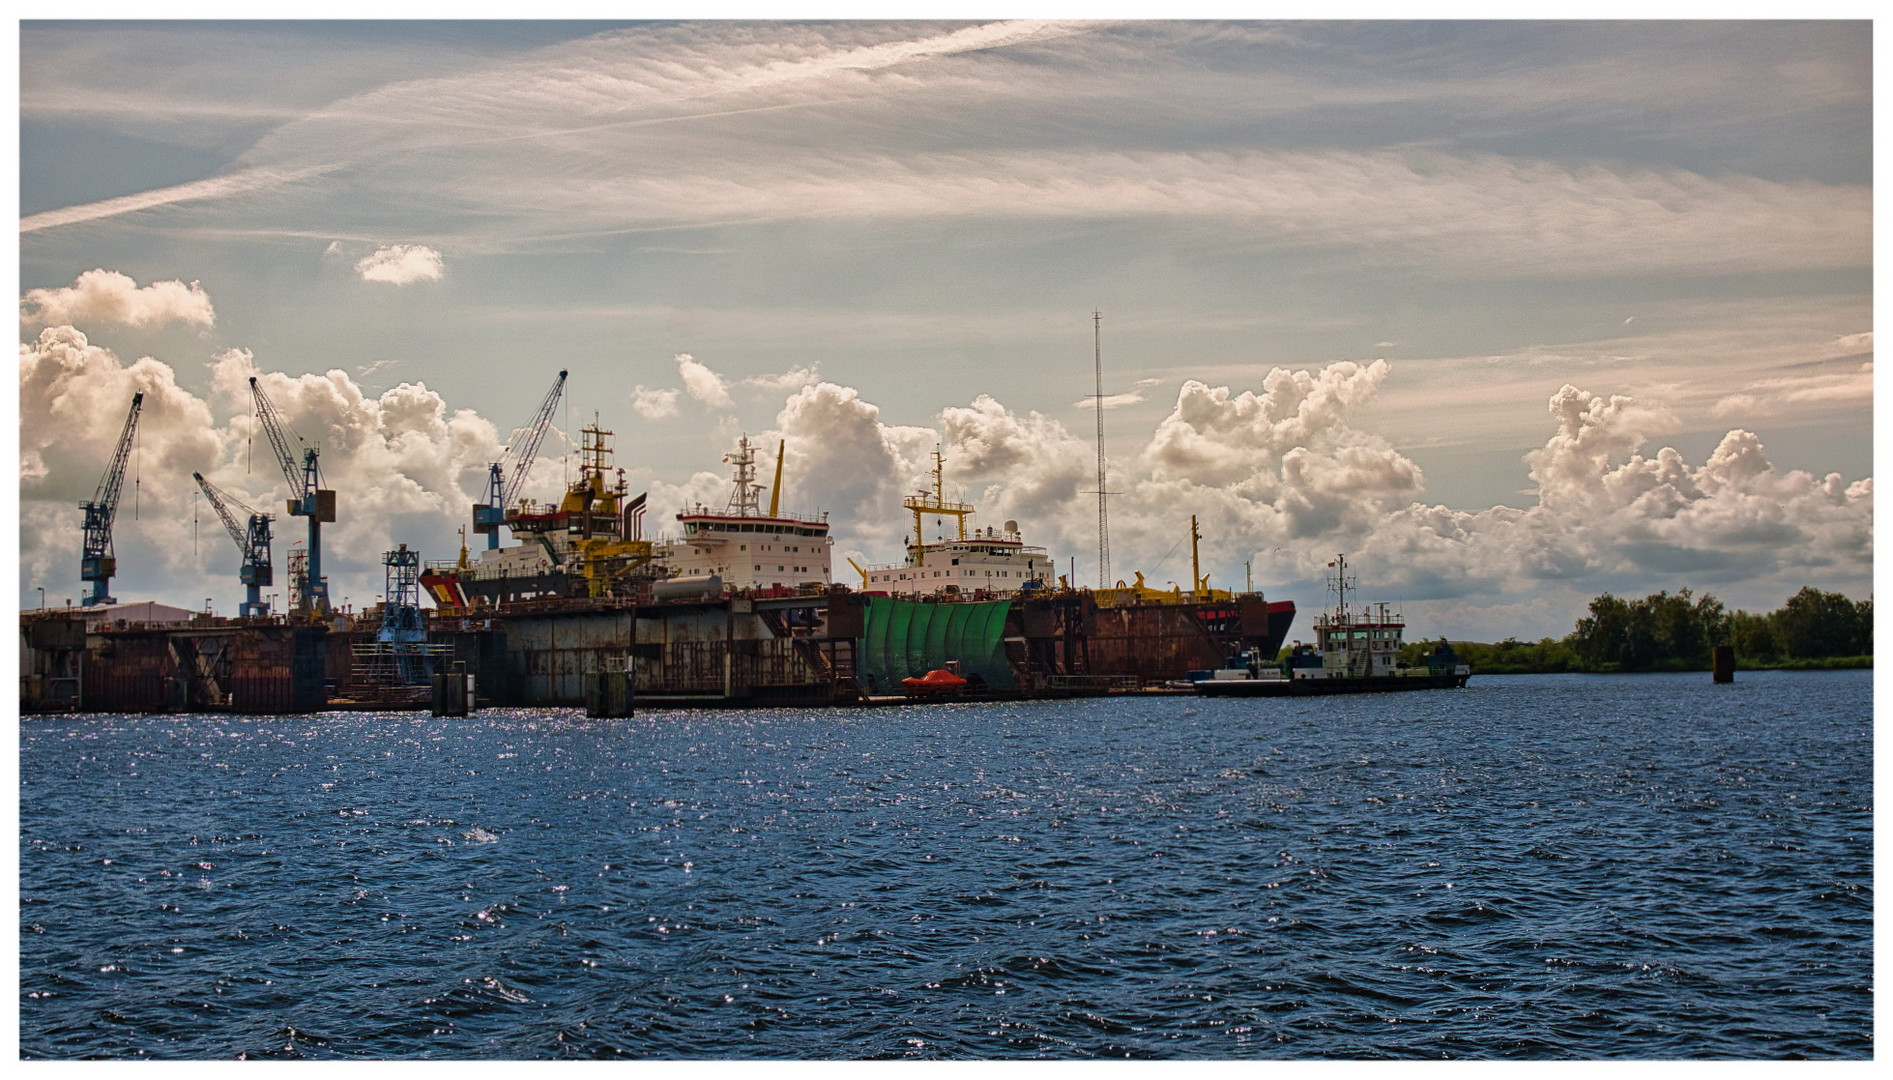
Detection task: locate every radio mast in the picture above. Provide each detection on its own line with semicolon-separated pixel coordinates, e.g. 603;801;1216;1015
1092;310;1110;588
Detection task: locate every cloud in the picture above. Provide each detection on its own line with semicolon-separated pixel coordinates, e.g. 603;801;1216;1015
770;382;936;553
17;324;1869;638
741;365;821;393
1821;331;1872;358
675;353;731;407
832;363;1868;634
1072;378;1163;410
188;24;1865;280
1145;360;1396;488
19;164;335;233
20;330;513;613
21;269;215;330
1710;363;1874;421
355;244;444;285
630;385;680;420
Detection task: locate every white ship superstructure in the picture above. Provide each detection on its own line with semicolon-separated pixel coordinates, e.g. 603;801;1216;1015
859;450;1056;599
657;436;833;591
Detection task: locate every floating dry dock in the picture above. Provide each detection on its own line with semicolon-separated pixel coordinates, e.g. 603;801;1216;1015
20;587;1294;715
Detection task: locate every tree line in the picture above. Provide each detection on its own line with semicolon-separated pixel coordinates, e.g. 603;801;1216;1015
1393;586;1871;674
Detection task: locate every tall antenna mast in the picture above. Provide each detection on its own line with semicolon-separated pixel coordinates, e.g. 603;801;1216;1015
1093;310;1110;588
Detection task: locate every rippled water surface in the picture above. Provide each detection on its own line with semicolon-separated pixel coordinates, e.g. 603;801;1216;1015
20;671;1872;1059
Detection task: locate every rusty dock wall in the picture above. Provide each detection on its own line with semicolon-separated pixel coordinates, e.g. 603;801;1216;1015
20;613;330;714
490;595;838;706
22;588;1294;715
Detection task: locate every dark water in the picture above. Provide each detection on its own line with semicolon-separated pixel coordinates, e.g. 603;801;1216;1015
19;671;1872;1059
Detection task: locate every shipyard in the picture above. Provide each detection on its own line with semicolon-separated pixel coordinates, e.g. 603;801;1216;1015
18;19;1877;1066
21;353;1314;716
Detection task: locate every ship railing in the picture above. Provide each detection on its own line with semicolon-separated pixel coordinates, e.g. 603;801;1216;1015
681;504;830;524
901;497;975;515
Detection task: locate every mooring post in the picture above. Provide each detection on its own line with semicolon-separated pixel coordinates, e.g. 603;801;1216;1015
1712;644;1735;683
433;660;470;716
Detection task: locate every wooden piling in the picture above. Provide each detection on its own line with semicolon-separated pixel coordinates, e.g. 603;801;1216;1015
1712;644;1735;683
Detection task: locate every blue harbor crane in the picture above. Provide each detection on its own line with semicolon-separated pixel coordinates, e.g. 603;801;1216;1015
473;369;567;550
248;377;336;616
378;544;430;683
79;392;144;607
192;471;274;618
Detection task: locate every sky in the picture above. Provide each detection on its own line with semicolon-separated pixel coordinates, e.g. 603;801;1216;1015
13;17;1875;641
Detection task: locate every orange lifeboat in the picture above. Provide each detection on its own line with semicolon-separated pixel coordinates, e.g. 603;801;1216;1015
900;668;969;697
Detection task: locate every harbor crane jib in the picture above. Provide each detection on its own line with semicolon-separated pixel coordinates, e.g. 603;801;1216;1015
192;471;274;618
248;376;336;616
80;392;145;607
473;368;567;550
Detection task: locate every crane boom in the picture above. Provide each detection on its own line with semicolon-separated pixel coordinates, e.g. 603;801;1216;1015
502;369;568;509
80;392;144;606
248;377;305;496
193;472;275;618
194;472;253;551
474;369;567;549
247;376;333;615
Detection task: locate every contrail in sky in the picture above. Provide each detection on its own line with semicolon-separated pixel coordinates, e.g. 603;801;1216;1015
20;165;334;233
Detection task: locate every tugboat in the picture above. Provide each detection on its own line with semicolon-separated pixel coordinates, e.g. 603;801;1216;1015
1195;554;1470;697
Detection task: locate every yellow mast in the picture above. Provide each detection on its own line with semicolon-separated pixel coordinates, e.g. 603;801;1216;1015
768;439;785;519
901;448;973;569
1190;515;1202;600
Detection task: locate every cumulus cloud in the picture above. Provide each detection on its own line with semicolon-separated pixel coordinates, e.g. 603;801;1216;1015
20;331;512;613
749;362;1869;635
770;382;937;553
1336;385;1871;636
354;244;444;285
21;328;231;605
18;313;1868;639
675;353;731;407
742;364;821;393
1145;360;1397;488
630;385;680;420
21;269;215;330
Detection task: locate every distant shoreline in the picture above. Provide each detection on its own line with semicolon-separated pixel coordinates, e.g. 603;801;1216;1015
1444;655;1872;675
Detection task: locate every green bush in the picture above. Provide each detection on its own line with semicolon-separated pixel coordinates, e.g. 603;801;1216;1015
1390;586;1870;675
